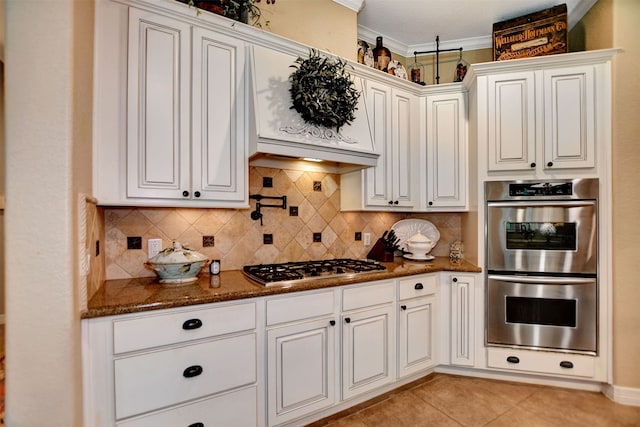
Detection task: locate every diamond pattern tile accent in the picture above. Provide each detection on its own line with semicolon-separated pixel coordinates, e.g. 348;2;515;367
103;166;464;279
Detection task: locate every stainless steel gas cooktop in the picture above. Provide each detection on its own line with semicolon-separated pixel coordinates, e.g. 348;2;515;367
243;258;386;286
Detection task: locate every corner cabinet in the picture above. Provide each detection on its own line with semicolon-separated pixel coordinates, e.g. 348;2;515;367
94;3;248;207
470;49;617;178
424;89;468;210
341;82;419;211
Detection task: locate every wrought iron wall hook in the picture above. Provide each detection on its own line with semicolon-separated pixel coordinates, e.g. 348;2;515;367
249;194;287;226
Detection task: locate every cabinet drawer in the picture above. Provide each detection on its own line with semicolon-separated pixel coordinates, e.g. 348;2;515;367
115;333;256;419
487;347;596;378
117;386;257;427
267;290;335;326
398;274;437;300
113;302;255;354
342;280;395;311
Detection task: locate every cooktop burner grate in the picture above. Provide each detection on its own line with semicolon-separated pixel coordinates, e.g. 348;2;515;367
243;258;386;286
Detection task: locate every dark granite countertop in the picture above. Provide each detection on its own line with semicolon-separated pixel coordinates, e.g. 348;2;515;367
82;257;482;319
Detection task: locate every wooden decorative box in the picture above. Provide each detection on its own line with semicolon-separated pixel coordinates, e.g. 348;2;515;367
493;4;568;61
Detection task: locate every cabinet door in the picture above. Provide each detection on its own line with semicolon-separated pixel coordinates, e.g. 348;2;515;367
450;275;475;367
342;305;395;399
543;66;595;170
364;81;393;207
426;91;467;209
487;72;537;172
127;9;191;199
390;89;417;208
398;296;437;378
267;318;336;426
191;27;247;203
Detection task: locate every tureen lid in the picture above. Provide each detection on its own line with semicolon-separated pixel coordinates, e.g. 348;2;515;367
148;241;208;264
407;230;432;243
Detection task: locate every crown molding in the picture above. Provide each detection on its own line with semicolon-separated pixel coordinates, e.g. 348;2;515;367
332;0;364;12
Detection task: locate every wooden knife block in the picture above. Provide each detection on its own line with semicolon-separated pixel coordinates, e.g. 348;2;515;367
366;238;395;262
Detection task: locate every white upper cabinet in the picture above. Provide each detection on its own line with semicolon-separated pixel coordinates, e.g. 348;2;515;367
469;49;617;178
424;89;468;210
94;4;248;207
341;82;419;211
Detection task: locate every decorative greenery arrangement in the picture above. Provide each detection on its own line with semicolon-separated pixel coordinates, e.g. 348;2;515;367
186;0;274;27
288;50;360;132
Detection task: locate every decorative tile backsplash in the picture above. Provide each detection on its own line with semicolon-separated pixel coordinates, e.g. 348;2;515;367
103;166;463;280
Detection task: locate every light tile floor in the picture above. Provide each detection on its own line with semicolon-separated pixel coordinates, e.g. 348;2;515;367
311;374;640;426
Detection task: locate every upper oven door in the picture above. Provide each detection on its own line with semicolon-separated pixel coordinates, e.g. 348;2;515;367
487;200;597;275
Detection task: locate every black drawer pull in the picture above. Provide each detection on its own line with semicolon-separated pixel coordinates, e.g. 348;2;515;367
401;305;407;311
182;190;190;197
559;361;574;369
182;318;203;330
345;317;351;324
330;320;336;326
183;365;203;378
189;423;204;427
547;161;554;167
506;356;520;364
414;283;423;290
452;277;458;283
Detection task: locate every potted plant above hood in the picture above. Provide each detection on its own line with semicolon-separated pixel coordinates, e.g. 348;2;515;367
183;0;275;26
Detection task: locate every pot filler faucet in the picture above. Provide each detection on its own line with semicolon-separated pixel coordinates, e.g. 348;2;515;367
249;194;287;226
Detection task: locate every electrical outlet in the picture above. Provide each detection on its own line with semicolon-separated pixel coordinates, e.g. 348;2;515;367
364;233;371;246
148;239;162;259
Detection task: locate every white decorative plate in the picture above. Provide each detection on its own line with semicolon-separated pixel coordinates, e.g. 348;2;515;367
391;219;440;253
403;254;435;261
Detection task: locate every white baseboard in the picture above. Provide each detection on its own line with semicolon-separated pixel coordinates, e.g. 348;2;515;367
603;384;640;407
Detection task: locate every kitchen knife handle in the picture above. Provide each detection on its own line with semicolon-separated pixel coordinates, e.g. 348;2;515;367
182;318;203;330
183;365;203;378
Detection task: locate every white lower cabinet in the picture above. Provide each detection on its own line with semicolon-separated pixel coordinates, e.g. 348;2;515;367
266;290;337;426
82;301;259;427
448;274;476;367
397;275;439;378
487;347;596;378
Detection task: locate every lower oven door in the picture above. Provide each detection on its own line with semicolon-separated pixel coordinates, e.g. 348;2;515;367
487;275;597;354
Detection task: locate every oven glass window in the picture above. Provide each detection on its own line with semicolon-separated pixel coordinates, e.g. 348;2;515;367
505;297;576;327
505;222;577;250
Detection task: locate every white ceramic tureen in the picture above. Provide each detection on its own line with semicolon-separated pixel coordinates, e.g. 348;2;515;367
405;231;435;259
145;241;210;284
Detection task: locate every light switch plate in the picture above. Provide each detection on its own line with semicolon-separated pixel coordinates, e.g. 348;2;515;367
148;239;162;259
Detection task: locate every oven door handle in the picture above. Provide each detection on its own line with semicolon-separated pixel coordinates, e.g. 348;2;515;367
488;275;596;285
487;200;596;208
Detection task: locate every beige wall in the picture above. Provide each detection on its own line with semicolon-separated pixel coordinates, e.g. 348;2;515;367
5;0;94;425
260;0;358;61
575;0;640;389
610;0;640;389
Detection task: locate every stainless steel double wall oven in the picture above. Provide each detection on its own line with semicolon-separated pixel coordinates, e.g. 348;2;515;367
485;179;599;354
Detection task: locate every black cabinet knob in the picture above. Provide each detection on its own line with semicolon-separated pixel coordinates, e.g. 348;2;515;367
394;200;399;205
388;200;394;205
189;423;204;427
182;190;190;197
452;277;458;283
183;365;203;378
530;162;536;168
345;317;351;324
194;191;201;198
559;361;574;369
330;320;336;326
547;161;554;167
182;318;203;330
428;201;433;206
414;283;423;290
506;356;520;364
401;305;407;310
